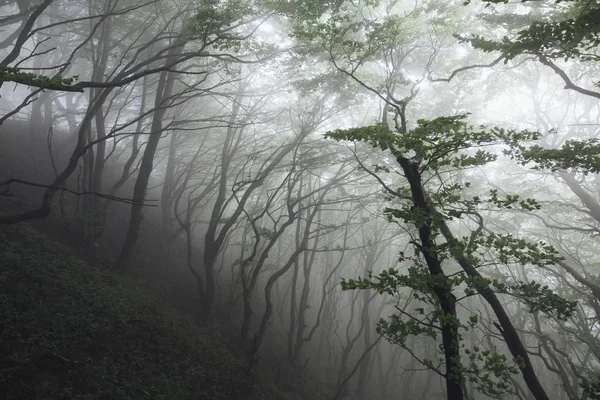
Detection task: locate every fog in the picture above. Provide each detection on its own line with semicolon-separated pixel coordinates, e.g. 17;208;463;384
1;1;599;400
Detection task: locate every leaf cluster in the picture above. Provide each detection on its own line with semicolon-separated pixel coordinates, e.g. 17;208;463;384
327;114;542;172
464;346;519;398
0;66;79;91
506;139;600;174
460;0;600;62
187;0;256;51
342;267;544;398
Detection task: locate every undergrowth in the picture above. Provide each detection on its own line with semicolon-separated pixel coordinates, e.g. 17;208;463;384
0;224;255;399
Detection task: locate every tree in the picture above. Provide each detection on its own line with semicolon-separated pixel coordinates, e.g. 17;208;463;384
117;1;268;267
0;0;273;229
271;0;599;398
454;0;600;101
327;110;580;400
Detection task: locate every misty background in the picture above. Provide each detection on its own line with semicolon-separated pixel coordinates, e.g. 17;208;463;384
0;1;599;400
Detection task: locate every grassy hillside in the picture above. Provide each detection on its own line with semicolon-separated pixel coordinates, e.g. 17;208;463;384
0;224;256;399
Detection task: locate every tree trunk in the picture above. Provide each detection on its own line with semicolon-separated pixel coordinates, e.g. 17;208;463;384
117;35;186;268
397;156;464;400
437;217;550;400
292;215;320;365
88;13;111;244
161;131;179;236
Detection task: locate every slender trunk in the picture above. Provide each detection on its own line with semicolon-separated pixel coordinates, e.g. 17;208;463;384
88;14;111;243
255;245;306;352
161;131;179;235
337;291;363;382
101;75;148;232
198;92;243;319
254;206;318;352
313;232;349;367
239;211;298;348
438;217;550;400
29;94;49;140
199;245;218;318
316;290;332;366
81;119;95;223
355;291;373;400
293;211;320;365
287;235;300;361
117;35;186;268
29;12;50;143
238;226;251;347
397;156;464;400
239;290;253;348
64;93;79;132
82;1;110;241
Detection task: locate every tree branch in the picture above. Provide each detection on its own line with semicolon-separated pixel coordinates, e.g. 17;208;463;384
428;55;503;83
0;178;157;206
537;53;600;100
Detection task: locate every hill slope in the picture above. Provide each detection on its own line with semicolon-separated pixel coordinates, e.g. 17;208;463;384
0;224;256;399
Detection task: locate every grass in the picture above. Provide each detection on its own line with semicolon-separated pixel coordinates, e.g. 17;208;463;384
0;224;255;399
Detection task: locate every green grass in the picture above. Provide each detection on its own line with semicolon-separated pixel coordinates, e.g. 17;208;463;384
0;225;254;399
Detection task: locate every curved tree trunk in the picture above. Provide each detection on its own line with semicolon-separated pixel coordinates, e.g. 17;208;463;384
117;33;187;269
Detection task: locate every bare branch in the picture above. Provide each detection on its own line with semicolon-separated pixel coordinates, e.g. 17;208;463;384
0;0;54;66
428;55;503;83
537;53;600;100
0;178;157;206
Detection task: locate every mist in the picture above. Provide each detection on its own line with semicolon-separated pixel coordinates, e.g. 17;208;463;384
1;1;599;400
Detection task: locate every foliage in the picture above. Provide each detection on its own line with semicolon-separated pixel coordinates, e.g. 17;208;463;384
328;113;577;398
0;66;80;92
582;377;600;400
505;138;600;174
187;0;256;51
0;225;255;399
342;267;529;398
460;0;600;62
327;114;542;172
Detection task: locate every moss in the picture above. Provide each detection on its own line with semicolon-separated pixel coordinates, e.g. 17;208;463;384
0;225;254;399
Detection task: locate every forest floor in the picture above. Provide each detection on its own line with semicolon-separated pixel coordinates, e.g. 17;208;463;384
0;223;282;400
